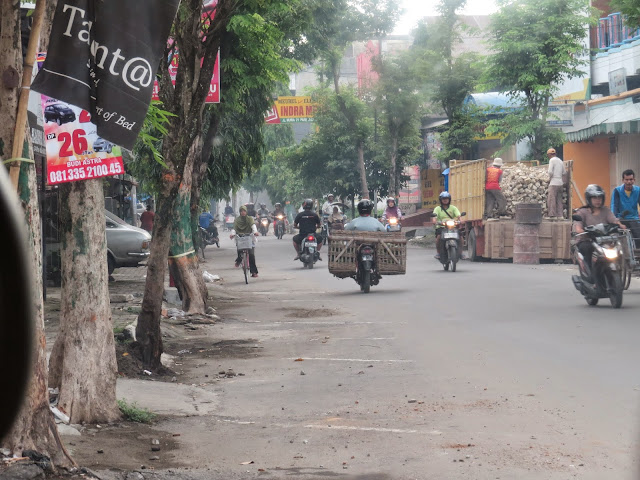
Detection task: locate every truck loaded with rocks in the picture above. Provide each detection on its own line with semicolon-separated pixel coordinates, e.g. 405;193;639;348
449;158;573;262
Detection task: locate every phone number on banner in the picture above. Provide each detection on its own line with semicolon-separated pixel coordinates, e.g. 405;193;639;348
48;159;123;185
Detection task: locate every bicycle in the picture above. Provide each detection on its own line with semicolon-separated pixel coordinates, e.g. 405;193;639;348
235;234;254;284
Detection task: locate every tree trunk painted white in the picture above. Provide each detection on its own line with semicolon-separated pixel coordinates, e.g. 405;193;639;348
48;180;120;424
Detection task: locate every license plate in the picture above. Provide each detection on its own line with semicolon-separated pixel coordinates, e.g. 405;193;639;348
443;232;458;239
361;254;373;261
306;242;317;248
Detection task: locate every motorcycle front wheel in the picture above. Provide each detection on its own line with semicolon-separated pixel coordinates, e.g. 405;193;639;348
448;246;457;272
606;269;623;308
586;297;599;306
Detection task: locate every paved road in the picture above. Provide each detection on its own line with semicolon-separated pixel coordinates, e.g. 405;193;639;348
133;232;640;479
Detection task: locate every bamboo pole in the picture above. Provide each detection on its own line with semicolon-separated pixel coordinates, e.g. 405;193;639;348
10;0;47;191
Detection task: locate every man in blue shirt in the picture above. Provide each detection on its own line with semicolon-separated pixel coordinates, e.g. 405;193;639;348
611;169;640;247
345;199;385;232
199;210;217;235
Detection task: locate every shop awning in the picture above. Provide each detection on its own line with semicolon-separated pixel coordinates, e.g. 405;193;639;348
565;120;640;142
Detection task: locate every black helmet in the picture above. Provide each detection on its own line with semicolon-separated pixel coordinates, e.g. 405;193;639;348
386;198;396;206
302;199;313;210
439;191;452;203
357;199;374;215
260;203;266;208
585;184;605;208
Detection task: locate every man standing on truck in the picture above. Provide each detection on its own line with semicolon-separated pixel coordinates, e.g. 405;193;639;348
484;158;508;218
546;148;566;218
611;169;640;247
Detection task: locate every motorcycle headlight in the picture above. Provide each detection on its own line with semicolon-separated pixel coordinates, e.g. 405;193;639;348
445;220;455;227
603;247;618;259
277;215;283;219
389;218;398;225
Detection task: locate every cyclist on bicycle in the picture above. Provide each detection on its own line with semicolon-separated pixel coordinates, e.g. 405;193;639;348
230;205;260;277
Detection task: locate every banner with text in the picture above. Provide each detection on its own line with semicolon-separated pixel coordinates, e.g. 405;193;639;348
31;0;181;149
421;169;445;208
41;96;124;185
265;96;316;124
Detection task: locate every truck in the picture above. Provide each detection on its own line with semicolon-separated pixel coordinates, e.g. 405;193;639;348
448;158;574;262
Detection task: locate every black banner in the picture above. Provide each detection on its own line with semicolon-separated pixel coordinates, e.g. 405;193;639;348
32;0;180;150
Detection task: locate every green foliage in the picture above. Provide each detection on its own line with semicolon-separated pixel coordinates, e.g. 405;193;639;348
117;399;156;424
606;0;640;29
437;110;481;162
483;0;591;158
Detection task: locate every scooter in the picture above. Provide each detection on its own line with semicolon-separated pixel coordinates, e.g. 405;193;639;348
355;242;380;293
432;212;466;272
299;232;320;269
274;214;286;239
571;216;625;308
224;214;235;231
384;216;401;232
198;225;219;259
258;216;270;236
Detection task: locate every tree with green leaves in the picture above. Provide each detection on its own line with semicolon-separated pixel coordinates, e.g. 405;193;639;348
610;0;640;29
371;54;423;196
306;0;400;197
483;0;591;159
411;0;483;163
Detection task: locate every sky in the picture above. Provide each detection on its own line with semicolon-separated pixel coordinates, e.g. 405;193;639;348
393;0;498;35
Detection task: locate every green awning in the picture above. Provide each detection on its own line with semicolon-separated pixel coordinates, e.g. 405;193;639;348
566;121;640;142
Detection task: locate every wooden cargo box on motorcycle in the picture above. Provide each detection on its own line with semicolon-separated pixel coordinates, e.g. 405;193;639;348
327;231;407;293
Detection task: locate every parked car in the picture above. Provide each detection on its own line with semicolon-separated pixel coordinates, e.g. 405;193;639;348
44;103;76;125
106;210;151;275
93;137;114;153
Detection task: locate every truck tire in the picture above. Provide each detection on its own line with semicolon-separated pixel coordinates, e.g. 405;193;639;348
468;228;480;262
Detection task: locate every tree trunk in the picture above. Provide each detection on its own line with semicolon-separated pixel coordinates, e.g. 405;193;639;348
0;0;68;465
48;180;120;424
168;137;207;314
356;140;369;198
389;136;398;197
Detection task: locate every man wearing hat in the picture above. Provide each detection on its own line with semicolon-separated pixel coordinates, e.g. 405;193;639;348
546;148;566;218
485;158;508;218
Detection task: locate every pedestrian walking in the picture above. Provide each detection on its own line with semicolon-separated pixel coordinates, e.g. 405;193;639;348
140;204;155;234
546;148;566;218
484;158;508;218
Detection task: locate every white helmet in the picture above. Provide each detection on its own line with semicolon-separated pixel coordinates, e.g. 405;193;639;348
492;158;503;167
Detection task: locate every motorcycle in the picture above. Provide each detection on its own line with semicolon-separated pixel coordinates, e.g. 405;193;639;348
224;214;235;231
571;216;625;308
384;216;401;232
321;214;330;245
432;212;466;272
274;214;286;239
356;242;380;293
258;216;270;236
299;232;320;269
198;225;219;259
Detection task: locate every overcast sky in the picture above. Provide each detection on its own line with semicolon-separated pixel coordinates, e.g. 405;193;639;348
393;0;498;35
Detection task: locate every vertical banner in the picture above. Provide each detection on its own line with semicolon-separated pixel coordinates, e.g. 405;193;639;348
31;0;181;149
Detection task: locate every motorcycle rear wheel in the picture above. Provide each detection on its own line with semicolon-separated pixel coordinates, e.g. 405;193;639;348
362;270;371;293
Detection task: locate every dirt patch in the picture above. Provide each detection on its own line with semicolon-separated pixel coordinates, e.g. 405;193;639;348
64;421;184;471
443;443;476;449
115;342;175;379
165;339;263;360
279;307;338;318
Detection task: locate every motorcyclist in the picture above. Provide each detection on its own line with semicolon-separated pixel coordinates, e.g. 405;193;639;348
293;199;323;260
382;198;403;222
573;184;626;270
273;202;287;229
328;206;346;231
198;209;218;237
322;194;335;216
432;191;461;260
611;169;640;247
224;204;234;216
345;199;385;232
257;203;270;219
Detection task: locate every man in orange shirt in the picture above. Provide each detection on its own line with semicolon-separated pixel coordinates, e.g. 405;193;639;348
485;158;508;218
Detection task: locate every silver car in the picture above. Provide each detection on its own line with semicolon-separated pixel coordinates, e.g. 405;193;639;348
106;210;151;274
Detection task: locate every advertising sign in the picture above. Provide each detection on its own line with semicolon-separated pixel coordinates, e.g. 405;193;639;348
398;166;421;204
609;68;627;96
41;96;124;185
152;50;220;103
265;96;316;124
546;104;574;127
31;0;181;149
421;169;445;208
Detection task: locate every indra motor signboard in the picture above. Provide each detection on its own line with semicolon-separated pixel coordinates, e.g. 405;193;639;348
265;96;316;124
